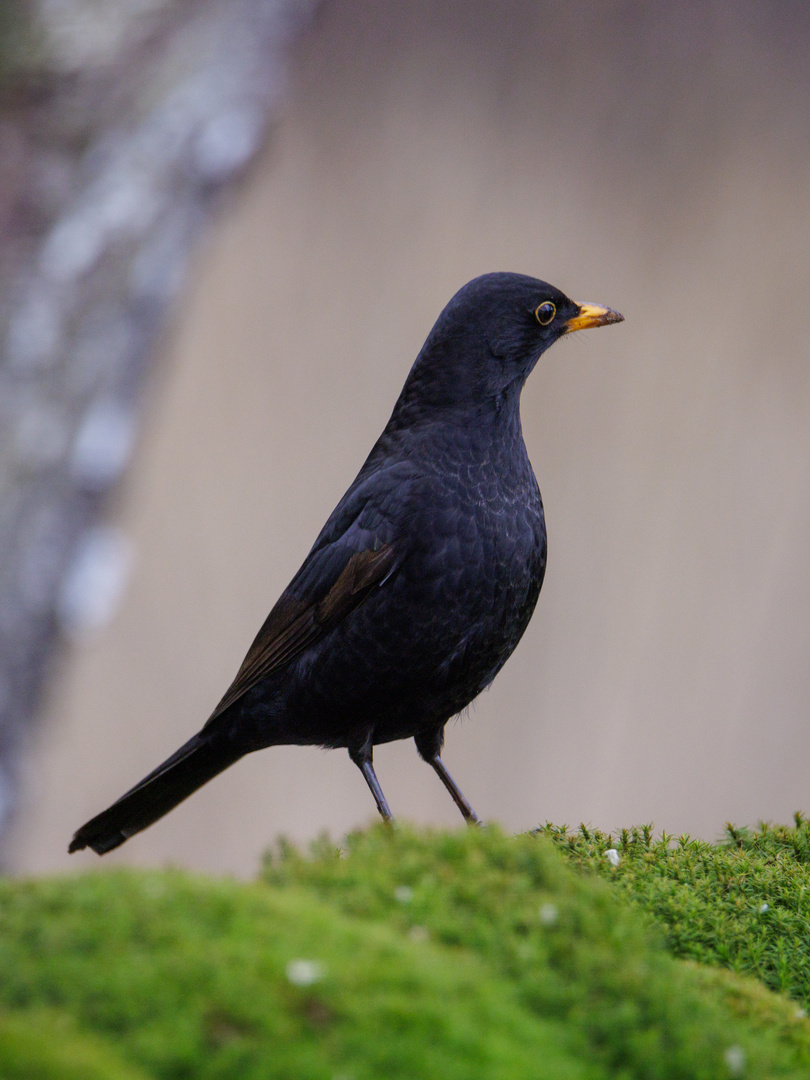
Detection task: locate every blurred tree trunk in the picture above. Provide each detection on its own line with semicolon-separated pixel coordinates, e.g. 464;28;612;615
0;0;315;859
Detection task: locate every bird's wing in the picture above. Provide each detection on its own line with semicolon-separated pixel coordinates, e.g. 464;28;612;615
207;465;411;721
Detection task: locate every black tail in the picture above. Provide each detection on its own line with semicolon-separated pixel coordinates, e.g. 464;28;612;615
69;730;245;855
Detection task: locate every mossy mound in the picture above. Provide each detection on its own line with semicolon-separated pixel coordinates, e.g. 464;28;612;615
0;1009;151;1080
0;855;590;1080
0;824;808;1078
545;815;810;1008
263;824;810;1078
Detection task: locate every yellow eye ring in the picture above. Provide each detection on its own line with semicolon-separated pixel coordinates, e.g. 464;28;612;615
534;302;556;325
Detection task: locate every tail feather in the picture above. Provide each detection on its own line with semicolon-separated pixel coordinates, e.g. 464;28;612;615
69;731;244;855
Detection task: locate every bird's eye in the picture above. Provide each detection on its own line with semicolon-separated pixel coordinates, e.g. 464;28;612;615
534;302;556;325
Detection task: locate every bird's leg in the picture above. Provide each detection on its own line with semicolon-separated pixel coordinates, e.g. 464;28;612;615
415;729;481;825
348;744;393;823
429;755;481;825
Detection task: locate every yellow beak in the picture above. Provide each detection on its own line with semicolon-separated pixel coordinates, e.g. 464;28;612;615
564;302;624;334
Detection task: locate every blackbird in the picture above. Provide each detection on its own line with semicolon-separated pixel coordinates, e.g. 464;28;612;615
69;273;622;854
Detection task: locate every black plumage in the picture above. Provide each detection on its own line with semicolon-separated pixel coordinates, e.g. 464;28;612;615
69;272;622;854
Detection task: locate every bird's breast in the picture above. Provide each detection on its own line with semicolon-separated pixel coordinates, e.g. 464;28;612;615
399;440;547;657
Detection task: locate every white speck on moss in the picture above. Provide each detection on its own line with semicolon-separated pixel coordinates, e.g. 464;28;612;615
285;959;323;987
758;902;769;914
394;885;414;903
724;1045;745;1075
605;848;620;867
538;902;558;925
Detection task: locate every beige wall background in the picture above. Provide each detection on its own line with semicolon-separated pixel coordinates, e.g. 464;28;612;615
9;1;810;875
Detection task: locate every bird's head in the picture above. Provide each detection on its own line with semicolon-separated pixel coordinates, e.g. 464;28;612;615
394;272;623;421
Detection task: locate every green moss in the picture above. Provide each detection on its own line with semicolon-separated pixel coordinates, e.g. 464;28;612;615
0;1008;153;1080
1;824;809;1078
545;815;810;1009
0;860;597;1080
263;825;810;1078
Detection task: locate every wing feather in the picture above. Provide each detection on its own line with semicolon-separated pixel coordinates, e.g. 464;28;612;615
208;543;398;720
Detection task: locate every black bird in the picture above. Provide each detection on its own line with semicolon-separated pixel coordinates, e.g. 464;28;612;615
69;273;622;855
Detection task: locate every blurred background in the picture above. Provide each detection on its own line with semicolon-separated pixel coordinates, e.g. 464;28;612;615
5;0;810;876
